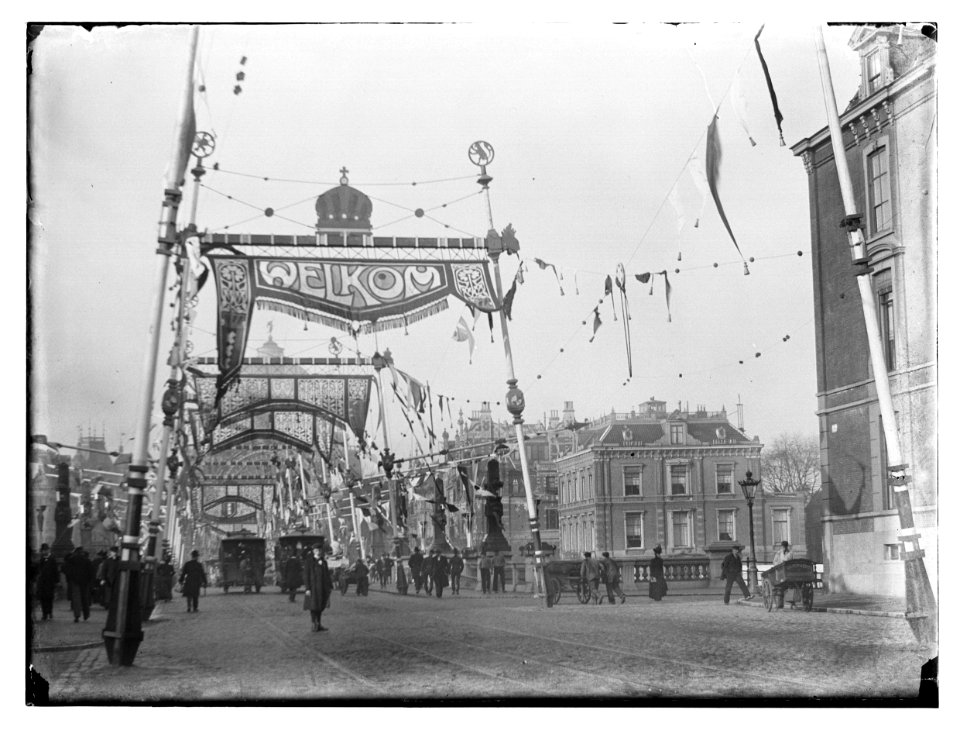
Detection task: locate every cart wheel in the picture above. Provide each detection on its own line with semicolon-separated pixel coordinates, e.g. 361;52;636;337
547;577;562;606
761;578;774;612
576;581;591;605
802;584;814;612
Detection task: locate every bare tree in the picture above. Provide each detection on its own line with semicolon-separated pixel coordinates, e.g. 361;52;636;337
761;433;821;501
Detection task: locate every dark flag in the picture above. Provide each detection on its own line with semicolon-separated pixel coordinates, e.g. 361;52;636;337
755;25;785;146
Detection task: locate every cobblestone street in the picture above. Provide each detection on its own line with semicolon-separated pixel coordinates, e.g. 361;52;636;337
28;587;931;703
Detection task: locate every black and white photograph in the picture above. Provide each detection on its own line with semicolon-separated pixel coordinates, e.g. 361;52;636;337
23;14;941;708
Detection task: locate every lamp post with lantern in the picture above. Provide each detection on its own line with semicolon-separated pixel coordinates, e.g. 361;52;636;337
738;470;761;596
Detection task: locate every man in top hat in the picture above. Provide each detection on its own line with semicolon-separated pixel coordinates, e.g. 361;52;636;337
303;541;333;631
721;545;753;604
34;543;60;621
179;550;208;613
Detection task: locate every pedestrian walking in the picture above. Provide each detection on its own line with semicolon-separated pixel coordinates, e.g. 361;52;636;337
580;551;602;605
34;543;60;621
303;542;333;632
90;550;105;606
409;547;424;594
449;548;464;595
63;547;94;622
599;551;627;604
179;549;208;613
648;545;667;601
492;550;506;593
421;549;436;595
353;557;370;595
395;554;409;595
97;546;119;609
433;551;450;598
479;552;493;594
284;551;304;602
156;553;175;602
721;545;753;604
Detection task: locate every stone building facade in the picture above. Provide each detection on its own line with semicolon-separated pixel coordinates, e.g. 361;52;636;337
790;25;937;595
556;399;806;573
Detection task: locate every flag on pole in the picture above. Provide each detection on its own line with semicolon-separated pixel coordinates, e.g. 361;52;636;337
165;26;199;190
453;314;476;364
589;306;602;343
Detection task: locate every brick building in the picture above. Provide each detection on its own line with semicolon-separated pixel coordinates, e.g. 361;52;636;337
555;399;806;569
790;26;937;595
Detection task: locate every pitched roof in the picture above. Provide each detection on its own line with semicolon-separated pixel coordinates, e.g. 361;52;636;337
684;422;750;444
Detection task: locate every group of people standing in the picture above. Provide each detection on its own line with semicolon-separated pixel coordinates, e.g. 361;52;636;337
31;543;121;623
478;550;506;594
405;547;464;597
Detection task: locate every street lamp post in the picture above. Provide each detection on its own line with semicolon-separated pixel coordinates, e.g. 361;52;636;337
738;470;761;596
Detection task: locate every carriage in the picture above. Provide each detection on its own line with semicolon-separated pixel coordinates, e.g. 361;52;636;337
760;559;817;612
218;535;266;593
543;560;593;605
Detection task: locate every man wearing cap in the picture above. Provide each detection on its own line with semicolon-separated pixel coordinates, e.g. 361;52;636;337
580;551;602;605
303;541;333;631
179;550;208;613
721;545;753;604
409;547;425;594
599;551;626;604
34;543;60;621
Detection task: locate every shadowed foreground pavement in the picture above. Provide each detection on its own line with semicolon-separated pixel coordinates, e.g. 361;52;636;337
27;586;934;704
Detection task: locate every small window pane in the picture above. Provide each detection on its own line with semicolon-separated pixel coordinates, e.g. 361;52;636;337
670;465;688;495
624;467;642;496
625;512;644;549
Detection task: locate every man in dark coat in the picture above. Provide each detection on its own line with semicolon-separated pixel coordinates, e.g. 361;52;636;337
90;550;106;606
63;547;94;622
97;546;120;609
479;552;493;594
600;551;626;604
721;545;753;604
353;557;369;596
303;542;333;631
284;552;304;602
421;550;436;594
34;543;60;621
433;551;450;598
449;548;464;596
179;549;208;612
395;553;409;595
156;553;176;601
492;551;506;593
408;548;425;594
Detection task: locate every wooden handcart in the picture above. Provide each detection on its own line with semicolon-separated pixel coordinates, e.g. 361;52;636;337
543;560;593;605
760;559;816;612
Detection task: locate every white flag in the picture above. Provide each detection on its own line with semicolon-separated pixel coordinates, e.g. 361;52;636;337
452;315;476;364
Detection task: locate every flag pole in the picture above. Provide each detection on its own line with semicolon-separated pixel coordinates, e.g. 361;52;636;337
814;27;936;649
471;142;550;608
105;26;199;666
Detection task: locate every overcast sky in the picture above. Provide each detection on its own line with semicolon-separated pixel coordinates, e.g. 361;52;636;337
28;21;874;459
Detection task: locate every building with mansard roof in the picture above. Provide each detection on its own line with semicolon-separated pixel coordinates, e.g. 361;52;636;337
790;25;937;595
556;399;806;573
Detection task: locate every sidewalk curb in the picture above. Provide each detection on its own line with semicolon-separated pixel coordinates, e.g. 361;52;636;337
33;641;102;653
737;599;907;619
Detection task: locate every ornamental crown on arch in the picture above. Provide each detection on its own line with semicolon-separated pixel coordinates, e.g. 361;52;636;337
315;169;373;233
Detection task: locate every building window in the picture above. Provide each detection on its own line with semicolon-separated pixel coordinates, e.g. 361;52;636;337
625;512;644;549
624;466;642;496
543;508;559;531
671;510;692;548
866;51;883;95
716;465;734;495
718;509;736;541
875;270;896;371
883;543;900;561
772;509;790;545
670;464;688;496
670;424;685;445
867;145;892;234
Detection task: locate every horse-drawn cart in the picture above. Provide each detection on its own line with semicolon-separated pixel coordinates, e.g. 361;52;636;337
760;559;816;612
543;560;592;605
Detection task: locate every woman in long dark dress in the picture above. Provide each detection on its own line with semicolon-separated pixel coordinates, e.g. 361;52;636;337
648;545;667;601
303;542;333;631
